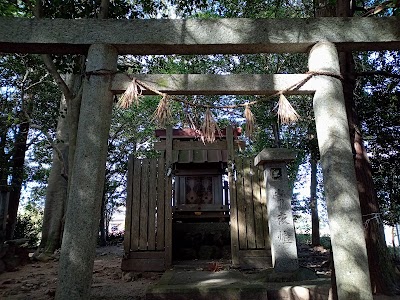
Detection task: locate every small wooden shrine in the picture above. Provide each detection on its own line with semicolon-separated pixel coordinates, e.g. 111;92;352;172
122;126;272;271
155;127;242;222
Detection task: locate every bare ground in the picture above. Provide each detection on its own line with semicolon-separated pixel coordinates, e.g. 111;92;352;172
0;245;398;299
0;245;162;300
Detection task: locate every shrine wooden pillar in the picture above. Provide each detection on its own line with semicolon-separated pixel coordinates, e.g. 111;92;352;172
164;126;173;268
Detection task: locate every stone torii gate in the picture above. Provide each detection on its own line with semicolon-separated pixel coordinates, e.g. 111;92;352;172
1;16;399;300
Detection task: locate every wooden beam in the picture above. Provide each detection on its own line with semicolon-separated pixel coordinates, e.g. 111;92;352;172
112;74;317;95
0;17;399;55
154;140;245;151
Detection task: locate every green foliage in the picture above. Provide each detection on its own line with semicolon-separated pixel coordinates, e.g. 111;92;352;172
0;53;60;195
387;246;400;259
171;0;314;18
103;94;180;220
14;203;43;247
2;0;397;240
296;233;331;249
0;2;21;16
106;230;124;246
355;50;400;224
37;0;168;19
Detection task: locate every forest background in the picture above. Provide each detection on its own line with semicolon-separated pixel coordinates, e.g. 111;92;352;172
0;0;399;293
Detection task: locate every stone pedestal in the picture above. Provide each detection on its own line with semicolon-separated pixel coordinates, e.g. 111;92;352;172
255;148;298;272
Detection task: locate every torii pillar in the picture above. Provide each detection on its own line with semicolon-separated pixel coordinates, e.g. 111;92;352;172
309;41;373;300
55;44;118;299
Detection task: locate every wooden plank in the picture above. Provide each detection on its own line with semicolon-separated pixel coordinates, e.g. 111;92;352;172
239;249;272;257
212;176;223;205
174;169;223;176
253;162;265;249
121;258;165;272
148;159;157;251
155;127;241;138
175;140;227;150
238;250;272;269
177;149;192;163
208;150;222;162
227;126;239;266
130;159;142;251
223;180;229;206
123;155;134;254
175;177;183;206
236;157;247;250
173;213;229;219
238;257;272;269
139;159;150;250
128;251;165;259
2;17;400;55
172;150;179;163
155;140;244;151
164;126;173;268
193;149;207;163
174;204;229;211
244;158;256;249
154;141;165;151
156;156;166;251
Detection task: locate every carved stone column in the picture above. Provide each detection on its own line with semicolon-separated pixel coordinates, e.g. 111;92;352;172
255;148;298;272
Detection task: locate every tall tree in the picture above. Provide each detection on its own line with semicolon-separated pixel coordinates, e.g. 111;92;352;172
35;75;73;260
0;53;59;239
32;0;172;255
337;0;397;294
309;143;320;246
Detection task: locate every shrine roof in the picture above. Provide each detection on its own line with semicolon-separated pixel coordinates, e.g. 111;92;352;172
154;127;243;164
154;127;242;139
172;149;228;164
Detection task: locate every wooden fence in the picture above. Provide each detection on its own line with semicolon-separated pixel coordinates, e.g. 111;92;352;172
229;157;272;268
122;155;271;271
121;156;172;272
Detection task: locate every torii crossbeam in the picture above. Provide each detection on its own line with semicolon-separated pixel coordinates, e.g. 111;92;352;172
0;17;399;54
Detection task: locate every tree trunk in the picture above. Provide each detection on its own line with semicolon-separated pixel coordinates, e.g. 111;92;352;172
67;70;83;195
36;90;69;260
337;0;396;294
6;119;29;240
0;131;9;188
341;51;396;294
91;0;111;248
36;69;84;260
99;193;107;247
272;122;281;147
310;155;320;246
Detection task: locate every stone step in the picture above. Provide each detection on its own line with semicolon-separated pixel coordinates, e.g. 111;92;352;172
146;269;331;300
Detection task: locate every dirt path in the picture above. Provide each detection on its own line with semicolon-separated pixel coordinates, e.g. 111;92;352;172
0;245;398;299
0;245;161;299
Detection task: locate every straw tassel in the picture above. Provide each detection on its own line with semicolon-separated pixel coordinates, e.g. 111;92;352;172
154;94;171;126
201;108;221;143
276;93;300;124
117;79;142;108
244;103;255;138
